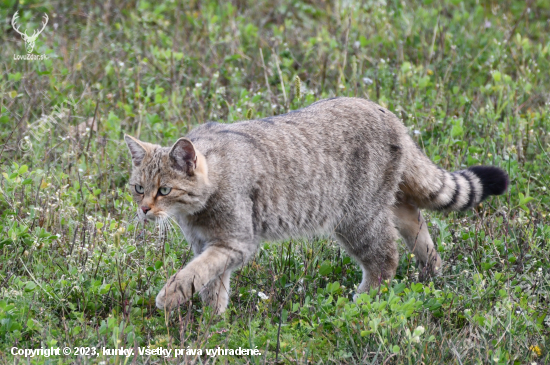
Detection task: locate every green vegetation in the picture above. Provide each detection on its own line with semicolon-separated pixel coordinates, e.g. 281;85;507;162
1;0;549;363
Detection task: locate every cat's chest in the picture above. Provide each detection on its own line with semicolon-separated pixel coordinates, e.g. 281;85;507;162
175;216;211;253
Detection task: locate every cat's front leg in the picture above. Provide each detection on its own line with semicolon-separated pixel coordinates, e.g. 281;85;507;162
200;270;232;314
155;267;203;310
155;243;250;312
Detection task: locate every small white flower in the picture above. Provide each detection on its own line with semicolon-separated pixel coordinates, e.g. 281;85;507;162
258;292;269;300
195;83;202;88
354;41;361;48
413;130;421;135
362;77;373;85
237;108;242;113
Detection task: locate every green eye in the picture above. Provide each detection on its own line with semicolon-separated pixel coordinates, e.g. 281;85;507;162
158;187;172;196
135;184;144;194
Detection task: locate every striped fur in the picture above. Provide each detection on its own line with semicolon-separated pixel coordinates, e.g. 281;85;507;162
124;97;508;314
399;138;508;211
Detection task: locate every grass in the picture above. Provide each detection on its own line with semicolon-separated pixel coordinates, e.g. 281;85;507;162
0;0;549;363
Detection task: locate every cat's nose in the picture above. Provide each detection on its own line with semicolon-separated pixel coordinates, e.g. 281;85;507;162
141;205;151;214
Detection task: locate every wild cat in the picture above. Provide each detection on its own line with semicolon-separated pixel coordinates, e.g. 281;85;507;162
124;97;508;314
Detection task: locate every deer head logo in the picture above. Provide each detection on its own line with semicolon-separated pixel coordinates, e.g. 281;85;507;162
11;11;48;54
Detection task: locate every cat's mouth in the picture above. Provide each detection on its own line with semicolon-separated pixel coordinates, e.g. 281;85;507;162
139;214;156;224
143;216;156;223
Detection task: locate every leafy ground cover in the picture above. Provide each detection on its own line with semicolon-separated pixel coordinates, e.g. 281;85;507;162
0;0;549;363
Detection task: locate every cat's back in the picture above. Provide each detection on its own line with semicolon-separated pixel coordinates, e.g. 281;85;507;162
188;97;405;155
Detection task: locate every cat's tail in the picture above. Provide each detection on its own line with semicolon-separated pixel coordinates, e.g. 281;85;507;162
399;137;509;212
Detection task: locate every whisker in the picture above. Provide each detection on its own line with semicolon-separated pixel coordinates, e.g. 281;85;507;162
162;218;169;238
158;216;166;240
165;217;178;236
160;214;174;241
166;214;183;236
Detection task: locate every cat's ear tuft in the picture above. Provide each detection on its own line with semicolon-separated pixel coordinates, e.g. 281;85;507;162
169;138;197;175
124;135;148;166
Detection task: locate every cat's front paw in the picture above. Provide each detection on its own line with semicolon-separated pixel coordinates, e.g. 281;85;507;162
155;286;177;310
156;272;202;310
155;278;189;310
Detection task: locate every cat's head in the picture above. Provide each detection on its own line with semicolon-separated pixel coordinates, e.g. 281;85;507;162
124;135;211;222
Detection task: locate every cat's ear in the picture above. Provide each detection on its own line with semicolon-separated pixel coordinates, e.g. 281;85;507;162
124;135;149;166
169;138;197;175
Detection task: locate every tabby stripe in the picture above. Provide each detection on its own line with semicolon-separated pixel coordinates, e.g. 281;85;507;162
460;171;475;211
211;243;245;263
440;174;459;210
428;168;447;201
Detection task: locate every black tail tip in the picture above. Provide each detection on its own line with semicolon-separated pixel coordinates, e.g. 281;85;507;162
468;166;509;200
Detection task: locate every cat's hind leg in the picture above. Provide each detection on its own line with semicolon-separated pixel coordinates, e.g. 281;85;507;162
392;199;441;271
334;210;399;296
